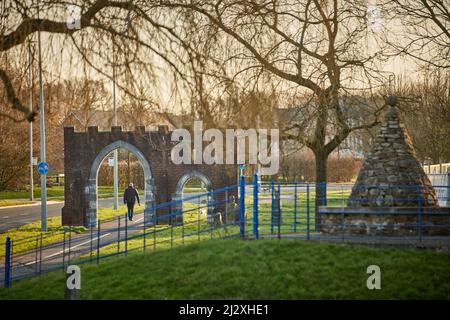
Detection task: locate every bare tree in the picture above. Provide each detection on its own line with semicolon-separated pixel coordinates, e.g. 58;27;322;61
395;70;450;163
381;0;450;68
161;0;388;209
0;0;200;121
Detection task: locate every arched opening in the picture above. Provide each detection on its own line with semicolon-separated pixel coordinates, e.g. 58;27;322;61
172;170;214;225
97;149;144;219
86;140;154;227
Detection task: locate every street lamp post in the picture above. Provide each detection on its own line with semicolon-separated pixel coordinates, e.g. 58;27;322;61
28;40;34;202
37;8;47;232
112;38;119;210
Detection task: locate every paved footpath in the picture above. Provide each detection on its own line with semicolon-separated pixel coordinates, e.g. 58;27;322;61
1;210;148;283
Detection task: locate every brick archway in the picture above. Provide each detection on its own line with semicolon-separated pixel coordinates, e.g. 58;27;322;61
85;140;155;227
174;170;213;194
62;125;237;227
172;170;215;224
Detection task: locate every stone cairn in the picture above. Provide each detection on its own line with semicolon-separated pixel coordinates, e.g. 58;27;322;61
349;96;438;207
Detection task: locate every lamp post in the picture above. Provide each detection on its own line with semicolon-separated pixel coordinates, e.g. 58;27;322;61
37;6;47;232
112;38;119;210
28;40;34;202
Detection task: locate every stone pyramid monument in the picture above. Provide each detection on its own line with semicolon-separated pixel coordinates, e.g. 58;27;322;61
349;96;438;207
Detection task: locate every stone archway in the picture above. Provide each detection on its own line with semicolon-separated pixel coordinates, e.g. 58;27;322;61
85;140;155;227
172;170;214;224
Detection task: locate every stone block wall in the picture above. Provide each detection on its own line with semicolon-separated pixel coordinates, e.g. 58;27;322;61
319;207;450;236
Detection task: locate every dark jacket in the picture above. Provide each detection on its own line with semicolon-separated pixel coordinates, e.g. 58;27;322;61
123;186;140;205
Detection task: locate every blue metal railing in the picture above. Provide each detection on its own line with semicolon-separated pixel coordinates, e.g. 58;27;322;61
2;178;450;288
1;184;240;287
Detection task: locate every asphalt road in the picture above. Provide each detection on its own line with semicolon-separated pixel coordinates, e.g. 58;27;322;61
0;195;207;232
0;198;116;233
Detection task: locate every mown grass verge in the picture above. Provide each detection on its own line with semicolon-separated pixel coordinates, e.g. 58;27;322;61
0;200;37;208
0;238;449;299
0;186;116;200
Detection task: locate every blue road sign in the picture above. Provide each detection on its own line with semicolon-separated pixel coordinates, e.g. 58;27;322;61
37;162;49;175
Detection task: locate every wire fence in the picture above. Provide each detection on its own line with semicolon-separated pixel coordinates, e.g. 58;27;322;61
2;175;450;288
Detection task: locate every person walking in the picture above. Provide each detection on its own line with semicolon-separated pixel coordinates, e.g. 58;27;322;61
123;183;140;221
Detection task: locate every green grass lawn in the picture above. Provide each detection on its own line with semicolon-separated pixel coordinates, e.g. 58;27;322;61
1;238;449;299
0;188;349;258
0;204;135;258
0;186;116;200
102;188;350;259
245;189;351;236
83;202;240;259
0;200;37;208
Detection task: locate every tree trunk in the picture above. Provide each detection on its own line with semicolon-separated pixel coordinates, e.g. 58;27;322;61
314;149;328;229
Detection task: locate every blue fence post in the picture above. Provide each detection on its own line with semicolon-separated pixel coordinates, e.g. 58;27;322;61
39;233;43;275
294;183;297;233
239;174;246;239
277;182;281;240
34;236;39;275
10;240;13;283
4;237;11;288
62;229;66;271
270;180;274;235
96;220;101;265
68;228;72;265
307;184;310;240
125;213;129;255
418;185;423;242
153;217;157;251
143;210;147;252
90;225;93;262
253;172;259;239
117;215;121;255
182;206;185;244
446;173;450;207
